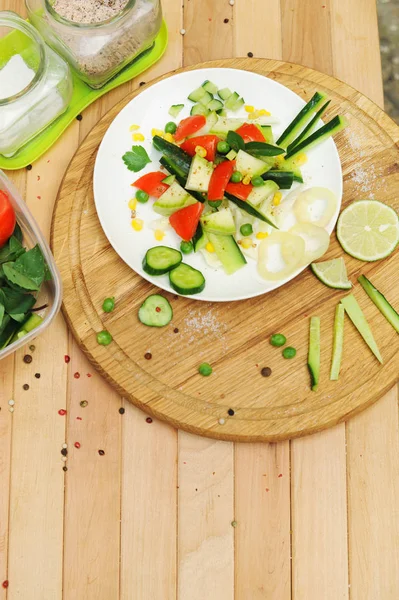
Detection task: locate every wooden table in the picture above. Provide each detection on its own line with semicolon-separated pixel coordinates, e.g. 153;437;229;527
1;1;398;599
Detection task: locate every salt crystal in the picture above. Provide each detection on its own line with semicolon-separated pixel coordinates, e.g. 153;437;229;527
0;55;34;99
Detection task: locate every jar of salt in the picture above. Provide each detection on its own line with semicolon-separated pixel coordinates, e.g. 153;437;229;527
0;11;72;157
26;0;162;89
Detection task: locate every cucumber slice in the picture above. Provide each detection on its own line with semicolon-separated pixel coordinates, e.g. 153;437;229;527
225;193;278;228
225;149;237;161
159;156;205;204
152;136;192;175
217;109;227;117
330;304;345;381
218;87;233;101
153;181;190;216
208;99;224;112
287;100;331;153
340;294;383;363
207;233;247;275
201;208;236;235
190;103;210;117
168;104;184;118
236;149;269;178
259;125;274;144
186;154;213;193
202;80;218;95
162;175;176;185
210;117;246;136
308;316;321;391
192;222;208;251
262;170;294;189
138;294;173;327
247;181;278;207
273;156;303;183
188;86;206;102
230;97;245;112
198;91;213;106
169;263;205;295
358;275;399;333
224;92;240;109
285;115;348;159
277;91;329;148
143;246;182;276
8;313;44;346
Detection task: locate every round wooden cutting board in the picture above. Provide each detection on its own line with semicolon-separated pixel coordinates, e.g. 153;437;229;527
51;58;399;442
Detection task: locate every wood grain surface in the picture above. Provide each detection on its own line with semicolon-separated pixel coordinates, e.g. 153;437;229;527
1;0;398;598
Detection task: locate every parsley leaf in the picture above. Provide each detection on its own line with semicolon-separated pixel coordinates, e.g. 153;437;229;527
122;145;151;172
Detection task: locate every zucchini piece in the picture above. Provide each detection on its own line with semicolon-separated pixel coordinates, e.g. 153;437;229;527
152;136;192;175
192;222;208;251
262;170;294;189
358;275;399;333
186;154;213;193
236;149;269;177
245;141;285;157
225;149;237;161
340;294;383;363
138;294;173;327
188;86;206;102
168;104;184;118
201;208;236;235
210;116;246;136
143;246;182;276
308;316;321;391
202;80;218;95
330;304;345;381
190;103;210;117
224;92;240;109
225;193;278;228
162;174;176;185
217;87;233;101
198;91;213;106
217;109;227;117
230;97;245;112
207;233;247;275
169;263;205;295
287;100;331;153
277;91;328;148
285;115;348;159
207;98;224;112
247;181;278;206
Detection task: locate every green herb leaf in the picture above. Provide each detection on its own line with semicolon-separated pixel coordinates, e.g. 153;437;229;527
245;141;285;156
3;245;45;292
0;303;4;328
12;223;23;243
0;235;25;265
0;287;36;317
122;145;151;172
226;130;245;152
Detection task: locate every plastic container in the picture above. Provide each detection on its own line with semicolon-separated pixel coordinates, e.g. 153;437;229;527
26;0;163;89
0;170;62;360
0;11;73;157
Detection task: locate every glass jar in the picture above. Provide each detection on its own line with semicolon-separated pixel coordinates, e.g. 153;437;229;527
26;0;163;89
0;11;72;157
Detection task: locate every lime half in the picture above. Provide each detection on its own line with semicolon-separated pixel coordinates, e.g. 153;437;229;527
311;257;352;289
336;200;399;261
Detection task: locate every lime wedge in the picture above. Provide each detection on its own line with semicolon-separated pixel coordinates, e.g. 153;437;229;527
311;257;352;290
336;200;399;261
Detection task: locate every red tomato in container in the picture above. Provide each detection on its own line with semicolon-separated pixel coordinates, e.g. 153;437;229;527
207;161;235;201
0;190;16;247
180;135;220;162
133;171;169;198
235;123;265;143
174;115;206;142
169;202;204;241
225;182;254;201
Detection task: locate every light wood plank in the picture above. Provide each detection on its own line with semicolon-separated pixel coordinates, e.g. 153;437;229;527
183;0;234;65
291;427;349;599
235;0;282;60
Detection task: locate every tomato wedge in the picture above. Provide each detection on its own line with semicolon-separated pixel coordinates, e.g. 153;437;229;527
174;115;206;142
132;171;169;198
235;123;265;143
180;135;220;162
225;182;254;201
169;202;204;241
0;190;16;248
207;160;235;201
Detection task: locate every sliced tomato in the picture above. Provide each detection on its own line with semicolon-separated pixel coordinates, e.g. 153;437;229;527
207;160;236;201
174;115;206;142
225;182;254;201
235;123;265;143
169;202;204;241
0;190;16;248
132;171;169;198
180;135;220;162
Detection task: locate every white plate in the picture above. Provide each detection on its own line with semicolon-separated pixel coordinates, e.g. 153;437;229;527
93;68;343;302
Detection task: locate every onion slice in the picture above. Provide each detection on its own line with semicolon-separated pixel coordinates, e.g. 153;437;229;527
294;187;337;228
289;223;330;265
257;231;305;281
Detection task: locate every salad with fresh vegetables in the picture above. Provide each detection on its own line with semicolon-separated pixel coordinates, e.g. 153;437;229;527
123;80;347;298
0;189;50;350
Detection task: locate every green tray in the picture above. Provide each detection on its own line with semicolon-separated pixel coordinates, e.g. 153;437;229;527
0;20;168;171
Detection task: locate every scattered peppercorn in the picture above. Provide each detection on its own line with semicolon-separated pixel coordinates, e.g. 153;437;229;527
247;51;254;57
261;367;272;377
146;417;153;423
74;372;80;379
63;466;68;472
2;580;9;588
76;114;83;121
174;328;179;333
98;449;105;456
35;373;41;379
29;345;36;352
23;384;29;390
74;442;81;449
119;407;125;414
224;18;229;23
58;409;67;416
26;164;33;170
231;521;238;527
64;355;70;363
80;400;88;408
61;448;68;456
23;354;32;364
227;408;235;416
139;81;146;86
144;352;152;360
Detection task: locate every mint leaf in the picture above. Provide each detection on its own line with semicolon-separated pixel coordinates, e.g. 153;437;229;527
3;245;45;291
0;235;25;265
0;288;36;317
122;145;151;172
0;303;4;328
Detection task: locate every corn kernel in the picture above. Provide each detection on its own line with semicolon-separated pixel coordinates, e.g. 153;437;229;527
273;192;282;206
133;132;145;141
195;145;207;158
244;105;255;113
131;218;144;231
164;132;176;144
128;198;137;210
242;174;252;185
294;153;308;166
248;111;258;120
151;128;164;138
129;124;140;131
258;109;271;116
256;231;269;240
154;229;165;241
205;242;215;253
241;237;253;249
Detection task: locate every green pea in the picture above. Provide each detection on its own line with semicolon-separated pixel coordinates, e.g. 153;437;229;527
240;223;253;237
217;140;230;154
251;176;264;187
165;121;177;134
180;240;193;254
102;297;115;313
230;171;243;183
282;347;297;359
198;362;213;376
270;333;286;347
97;330;113;346
135;189;149;203
208;200;222;208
